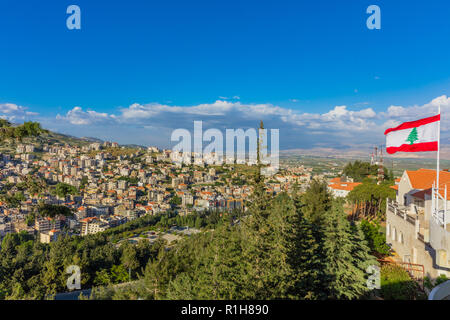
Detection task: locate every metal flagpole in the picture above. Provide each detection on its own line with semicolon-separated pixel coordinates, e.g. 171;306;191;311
436;104;441;219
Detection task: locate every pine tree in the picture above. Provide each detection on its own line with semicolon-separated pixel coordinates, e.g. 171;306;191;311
301;179;332;226
239;120;274;298
166;224;245;299
240;193;288;298
320;203;375;299
292;192;327;299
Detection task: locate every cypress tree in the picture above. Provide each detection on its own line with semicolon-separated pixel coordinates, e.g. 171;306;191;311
320;203;375;299
301;179;332;226
292;193;327;299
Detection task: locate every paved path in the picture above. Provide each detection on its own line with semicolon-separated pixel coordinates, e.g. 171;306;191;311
54;289;92;300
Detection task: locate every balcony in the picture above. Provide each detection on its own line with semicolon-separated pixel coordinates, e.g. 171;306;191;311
387;199;417;226
387;199;427;243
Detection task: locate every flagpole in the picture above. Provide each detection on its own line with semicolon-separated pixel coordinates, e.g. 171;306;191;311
437;104;441;215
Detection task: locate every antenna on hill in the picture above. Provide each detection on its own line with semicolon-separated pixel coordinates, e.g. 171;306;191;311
378;144;384;184
370;147;375;165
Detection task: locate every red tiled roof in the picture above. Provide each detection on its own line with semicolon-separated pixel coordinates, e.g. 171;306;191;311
406;169;450;199
406;169;450;189
328;182;362;192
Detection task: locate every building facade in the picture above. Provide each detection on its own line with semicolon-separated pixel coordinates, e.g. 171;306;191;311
386;168;450;279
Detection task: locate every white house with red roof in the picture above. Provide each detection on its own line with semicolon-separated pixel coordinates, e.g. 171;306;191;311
327;177;362;198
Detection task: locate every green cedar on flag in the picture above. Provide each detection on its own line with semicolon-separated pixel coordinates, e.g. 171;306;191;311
406;127;419;145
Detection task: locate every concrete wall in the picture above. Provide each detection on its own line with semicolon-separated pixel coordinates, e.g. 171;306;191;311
386;207;439;279
397;171;412;205
429;218;450;273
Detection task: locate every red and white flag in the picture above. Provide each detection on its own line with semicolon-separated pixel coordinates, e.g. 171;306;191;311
384;114;440;154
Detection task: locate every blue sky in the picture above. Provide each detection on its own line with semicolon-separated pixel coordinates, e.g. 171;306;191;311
1;0;450;152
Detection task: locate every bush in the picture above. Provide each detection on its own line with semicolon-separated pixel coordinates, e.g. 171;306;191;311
360;219;390;256
380;264;421;300
435;274;449;286
424;276;433;290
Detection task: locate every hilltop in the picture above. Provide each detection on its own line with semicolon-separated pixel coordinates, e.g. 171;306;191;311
0;129;97;154
0;121;148;156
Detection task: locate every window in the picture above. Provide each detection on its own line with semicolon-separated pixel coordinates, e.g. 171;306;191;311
398;232;403;244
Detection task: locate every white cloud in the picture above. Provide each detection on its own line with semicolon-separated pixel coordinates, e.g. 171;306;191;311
7;94;450;150
0;103;38;121
54;100;380;150
56;106;114;125
382;95;450;132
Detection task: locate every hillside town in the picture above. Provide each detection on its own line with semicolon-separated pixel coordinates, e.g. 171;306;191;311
0;140;314;244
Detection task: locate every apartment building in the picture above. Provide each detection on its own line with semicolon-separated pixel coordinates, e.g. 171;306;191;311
40;229;61;243
35;217;63;233
80;217;108;236
386;168;450;279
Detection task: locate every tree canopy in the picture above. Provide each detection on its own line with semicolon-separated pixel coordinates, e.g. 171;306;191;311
0;121;47;142
54;183;78;198
347;181;395;220
343;161;393;182
38;204;73;218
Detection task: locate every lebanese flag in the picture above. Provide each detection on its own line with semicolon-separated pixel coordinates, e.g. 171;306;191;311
384;114;440;154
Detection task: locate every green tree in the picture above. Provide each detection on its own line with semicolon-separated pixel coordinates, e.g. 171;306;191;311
94;269;112;286
320;203;376;299
38;204;73;218
55;183;77;198
121;243;139;279
343;161;390;182
301;179;332;226
360;219;390;256
110;265;130;283
347;182;395;219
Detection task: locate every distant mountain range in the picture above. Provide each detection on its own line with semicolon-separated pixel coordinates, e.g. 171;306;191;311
79;136;104;143
281;147;450;161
